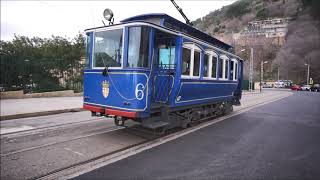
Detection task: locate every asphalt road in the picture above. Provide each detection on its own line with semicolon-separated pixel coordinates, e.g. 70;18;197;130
74;91;320;180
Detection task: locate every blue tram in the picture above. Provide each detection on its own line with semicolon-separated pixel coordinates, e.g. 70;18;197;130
83;13;244;130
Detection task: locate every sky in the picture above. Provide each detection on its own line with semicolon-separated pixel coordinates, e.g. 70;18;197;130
1;0;236;41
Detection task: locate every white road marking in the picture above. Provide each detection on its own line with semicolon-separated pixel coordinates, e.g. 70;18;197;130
0;125;34;135
64;148;84;156
40;92;292;180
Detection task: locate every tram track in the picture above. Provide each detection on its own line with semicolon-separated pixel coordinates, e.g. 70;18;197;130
0;117;107;138
36;92;292;180
0;125;123;157
0;92;292;180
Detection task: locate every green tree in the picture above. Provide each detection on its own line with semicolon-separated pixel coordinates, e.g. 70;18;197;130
0;33;85;93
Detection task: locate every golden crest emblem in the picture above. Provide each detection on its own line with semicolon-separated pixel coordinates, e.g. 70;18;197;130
102;80;110;98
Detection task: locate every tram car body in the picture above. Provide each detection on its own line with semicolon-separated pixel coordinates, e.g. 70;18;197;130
83;14;244;130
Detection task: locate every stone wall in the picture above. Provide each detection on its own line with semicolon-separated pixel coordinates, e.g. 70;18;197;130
0;90;82;99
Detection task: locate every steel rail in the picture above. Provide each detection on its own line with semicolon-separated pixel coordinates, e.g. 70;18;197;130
0;117;107;138
1;126;123;157
36;92;292;180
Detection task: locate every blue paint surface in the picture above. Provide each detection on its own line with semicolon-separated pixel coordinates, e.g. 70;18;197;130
174;79;237;106
84;70;149;112
84;21;244;118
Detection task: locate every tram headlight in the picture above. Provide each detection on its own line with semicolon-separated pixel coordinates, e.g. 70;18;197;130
103;8;114;21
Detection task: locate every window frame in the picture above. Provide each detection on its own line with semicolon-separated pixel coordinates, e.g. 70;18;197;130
203;50;218;80
126;26;151;69
85;22;244;71
92;27;125;70
219;54;229;81
181;43;201;79
85;33;92;69
231;58;238;81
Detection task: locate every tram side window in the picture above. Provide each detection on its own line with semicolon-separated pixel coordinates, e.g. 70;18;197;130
182;48;191;75
218;58;223;79
193;50;200;76
127;26;150;68
93;29;123;68
85;33;91;68
234;61;238;80
211;56;217;78
204;54;209;77
230;60;234;80
224;59;229;79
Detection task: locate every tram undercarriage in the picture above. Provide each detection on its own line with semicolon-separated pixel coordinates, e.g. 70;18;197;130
113;101;234;133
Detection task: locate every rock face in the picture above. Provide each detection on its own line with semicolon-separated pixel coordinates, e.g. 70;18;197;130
193;0;320;84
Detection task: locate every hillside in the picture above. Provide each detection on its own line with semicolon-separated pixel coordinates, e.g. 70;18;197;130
193;0;301;37
193;0;320;84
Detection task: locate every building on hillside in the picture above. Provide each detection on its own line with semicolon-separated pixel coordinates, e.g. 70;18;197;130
234;17;292;46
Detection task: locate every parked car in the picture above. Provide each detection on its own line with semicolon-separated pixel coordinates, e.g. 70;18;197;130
275;80;292;88
310;84;320;92
291;84;302;91
301;85;311;91
0;84;5;92
275;81;285;88
262;82;272;88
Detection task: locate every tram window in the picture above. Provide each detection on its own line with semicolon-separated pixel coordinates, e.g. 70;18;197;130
230;60;234;80
127;26;150;68
204;54;209;77
182;48;191;76
218;58;223;79
159;46;175;69
85;34;91;68
193;50;200;76
224;59;229;79
211;56;217;78
93;29;123;68
234;61;238;80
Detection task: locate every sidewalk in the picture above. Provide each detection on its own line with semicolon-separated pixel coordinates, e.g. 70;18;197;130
0;97;83;120
0;91;270;121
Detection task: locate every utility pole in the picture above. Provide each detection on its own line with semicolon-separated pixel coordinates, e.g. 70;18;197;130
249;48;254;91
305;63;310;85
260;61;268;93
277;67;280;82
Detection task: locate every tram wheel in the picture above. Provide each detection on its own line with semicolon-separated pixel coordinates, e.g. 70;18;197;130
114;116;125;126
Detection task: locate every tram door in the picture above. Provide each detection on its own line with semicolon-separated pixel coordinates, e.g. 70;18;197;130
152;34;176;104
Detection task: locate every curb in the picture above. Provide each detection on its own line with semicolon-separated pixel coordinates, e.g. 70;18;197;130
242;91;260;95
0;108;86;121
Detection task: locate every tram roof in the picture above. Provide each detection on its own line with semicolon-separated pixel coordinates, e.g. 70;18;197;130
121;13;233;51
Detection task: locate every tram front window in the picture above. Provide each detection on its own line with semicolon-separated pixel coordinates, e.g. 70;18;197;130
93;29;123;68
127;26;150;68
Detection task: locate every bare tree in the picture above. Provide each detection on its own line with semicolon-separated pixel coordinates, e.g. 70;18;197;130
273;13;320;84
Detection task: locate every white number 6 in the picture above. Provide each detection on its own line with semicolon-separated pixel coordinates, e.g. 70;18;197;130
135;83;145;100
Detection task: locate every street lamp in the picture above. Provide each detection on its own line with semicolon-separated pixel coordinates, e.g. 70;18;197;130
260;61;268;93
236;48;253;91
305;63;310;85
